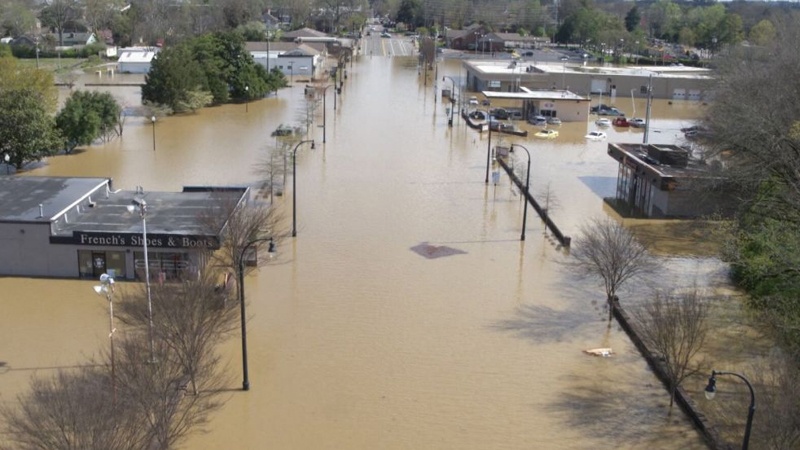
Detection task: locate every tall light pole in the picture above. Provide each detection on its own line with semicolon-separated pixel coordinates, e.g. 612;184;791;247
237;237;276;391
93;273;116;402
510;144;532;241
245;85;249;113
289;62;294;84
485;101;493;184
705;370;756;450
126;198;154;362
3;153;9;175
150;116;156;152
291;140;316;237
442;76;456;126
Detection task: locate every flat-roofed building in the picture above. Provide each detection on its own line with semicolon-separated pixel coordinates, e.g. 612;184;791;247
606;143;736;218
463;59;712;101
0;177;249;279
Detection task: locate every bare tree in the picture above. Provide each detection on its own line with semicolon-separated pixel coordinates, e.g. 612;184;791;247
255;141;290;200
196;192;282;277
113;335;224;450
632;288;709;409
1;367;142;450
116;271;239;396
749;352;800;450
569;217;658;319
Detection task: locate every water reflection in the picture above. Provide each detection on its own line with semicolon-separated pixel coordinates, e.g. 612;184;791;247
0;57;719;449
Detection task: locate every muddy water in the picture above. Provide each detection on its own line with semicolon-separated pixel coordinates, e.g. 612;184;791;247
0;57;717;448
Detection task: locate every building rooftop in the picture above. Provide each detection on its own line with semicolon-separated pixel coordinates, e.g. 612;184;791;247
0;176;110;223
483;87;587;101
55;187;248;237
608;143;710;181
464;59;712;81
0;177;248;236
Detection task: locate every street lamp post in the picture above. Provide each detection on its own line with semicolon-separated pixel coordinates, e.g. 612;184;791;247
245;86;249;113
705;370;756;450
442;76;456;126
150;116;156;152
93;273;116;402
485;101;493;184
237;237;276;391
510;144;532;240
291;140;316;237
126;198;155;363
289;62;294;84
3;153;9;175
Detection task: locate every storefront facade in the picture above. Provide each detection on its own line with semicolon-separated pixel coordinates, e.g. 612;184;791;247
0;177;248;279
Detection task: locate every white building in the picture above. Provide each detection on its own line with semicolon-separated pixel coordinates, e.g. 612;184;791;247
117;47;159;74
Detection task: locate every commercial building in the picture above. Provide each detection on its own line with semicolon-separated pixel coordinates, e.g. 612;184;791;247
0;177;248;279
462;60;712;101
606;143;735;218
483;89;590;123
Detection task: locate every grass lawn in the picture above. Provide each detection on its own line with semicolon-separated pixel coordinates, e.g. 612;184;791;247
16;57;92;73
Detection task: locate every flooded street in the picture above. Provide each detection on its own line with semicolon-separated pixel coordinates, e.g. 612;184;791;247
0;56;717;448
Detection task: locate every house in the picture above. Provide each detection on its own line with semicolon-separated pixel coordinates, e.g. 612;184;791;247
117;48;158;73
9;35;36;48
606;143;736;218
247;41;326;79
445;24;489;51
281;27;329;42
54;32;97;49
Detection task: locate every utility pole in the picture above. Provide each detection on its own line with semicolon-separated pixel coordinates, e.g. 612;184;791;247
643;74;653;144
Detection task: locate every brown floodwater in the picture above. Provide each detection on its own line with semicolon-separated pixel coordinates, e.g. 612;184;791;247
1;57;724;449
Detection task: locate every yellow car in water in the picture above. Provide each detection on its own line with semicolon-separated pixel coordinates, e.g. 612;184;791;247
533;129;559;139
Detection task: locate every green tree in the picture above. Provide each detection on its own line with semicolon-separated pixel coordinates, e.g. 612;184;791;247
0;88;61;169
38;0;82;46
705;15;800;351
141;44;210;113
749;19;776;46
624;5;641;33
396;0;421;28
0;56;58;113
647;0;681;39
56;91;121;153
1;0;38;37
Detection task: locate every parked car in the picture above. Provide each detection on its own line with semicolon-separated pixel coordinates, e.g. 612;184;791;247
534;129;559;139
490;108;509;120
468;96;479;106
591;104;624;116
597;108;624;116
381;32;391;38
595;118;612;127
585;131;607;140
629;118;646;128
528;115;547;126
547;117;562;125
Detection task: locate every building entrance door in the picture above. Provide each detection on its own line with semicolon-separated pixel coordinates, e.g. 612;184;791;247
92;252;107;278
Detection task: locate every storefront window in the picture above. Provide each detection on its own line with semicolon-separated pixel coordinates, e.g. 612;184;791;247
78;250;126;279
134;251;189;282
